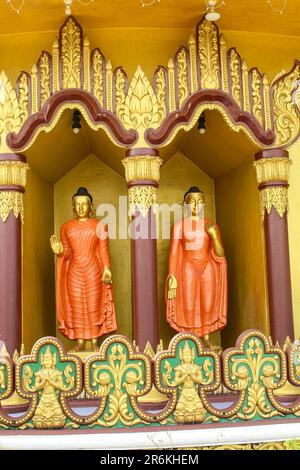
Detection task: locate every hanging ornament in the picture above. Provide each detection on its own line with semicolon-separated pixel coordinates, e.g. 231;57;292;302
205;1;225;21
64;0;72;15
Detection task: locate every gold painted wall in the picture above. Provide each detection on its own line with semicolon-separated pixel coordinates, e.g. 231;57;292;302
23;168;55;352
54;154;131;349
158;152;216;345
287;139;300;339
215;161;269;347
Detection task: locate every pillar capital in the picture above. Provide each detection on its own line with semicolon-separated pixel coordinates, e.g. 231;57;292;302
122;149;162;218
254;149;291;220
0;153;29;223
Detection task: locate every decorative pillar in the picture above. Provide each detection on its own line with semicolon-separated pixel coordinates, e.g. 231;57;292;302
0;153;28;356
254;149;294;345
122;149;162;351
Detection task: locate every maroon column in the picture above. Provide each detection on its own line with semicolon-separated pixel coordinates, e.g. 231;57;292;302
123;149;161;351
0;212;22;356
131;208;159;351
0;153;27;356
255;149;294;345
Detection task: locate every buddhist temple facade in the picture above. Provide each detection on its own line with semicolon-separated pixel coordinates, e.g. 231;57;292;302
0;0;300;450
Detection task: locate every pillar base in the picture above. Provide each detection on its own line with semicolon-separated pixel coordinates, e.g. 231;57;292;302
274;382;300;397
1;391;28;408
138;384;168;405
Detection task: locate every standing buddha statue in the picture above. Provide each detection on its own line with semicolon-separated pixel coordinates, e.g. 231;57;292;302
50;187;117;351
166;186;227;343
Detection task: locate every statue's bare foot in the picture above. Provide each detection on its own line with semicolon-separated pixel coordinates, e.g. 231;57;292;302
202;335;213;349
202;335;222;352
91;339;99;352
70;339;85;352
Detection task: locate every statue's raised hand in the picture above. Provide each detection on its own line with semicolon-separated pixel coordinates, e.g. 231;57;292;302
50;234;64;256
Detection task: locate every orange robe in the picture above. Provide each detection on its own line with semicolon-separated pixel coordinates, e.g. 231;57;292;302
166;218;227;337
56;218;117;340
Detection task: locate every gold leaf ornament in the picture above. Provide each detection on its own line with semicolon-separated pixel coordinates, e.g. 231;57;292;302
123;66;160;131
155;67;167;123
61;18;81;89
115;68;126;122
0;71;21;151
39;53;51;107
18;73;29;125
273;64;300;147
199;20;220;90
92;50;104;108
177;49;189;108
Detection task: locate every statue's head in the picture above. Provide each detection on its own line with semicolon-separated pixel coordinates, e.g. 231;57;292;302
184;186;205;217
180;341;194;364
72;187;93;219
41;346;56;369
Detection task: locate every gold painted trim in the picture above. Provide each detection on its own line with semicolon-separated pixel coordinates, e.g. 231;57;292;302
263;75;272;131
254;158;292;184
105;60;113;112
219;34;229;93
273;64;300;147
177;48;189;109
0;191;24;223
83;37;91;93
251;69;263;127
288;344;300;387
128;186;158;217
159;102;262;149
92;50;104;108
18;102;124;152
18;73;29;126
168;59;176;113
0;161;28;187
254;157;291;219
199;21;220;90
242;61;251;113
122;155;162;183
52;38;60;93
61;17;81;89
259;187;289;220
0;357;13;401
230;49;241;107
39;53;51;107
188;34;198;94
30;64;38;114
2;16;300;153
